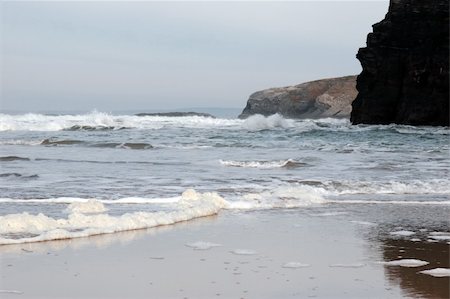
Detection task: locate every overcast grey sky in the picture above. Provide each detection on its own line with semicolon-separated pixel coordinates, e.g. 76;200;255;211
0;1;389;113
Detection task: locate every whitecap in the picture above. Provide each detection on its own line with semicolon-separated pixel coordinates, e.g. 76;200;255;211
225;186;326;210
219;159;304;169
65;199;108;214
0;189;227;245
0;111;240;132
242;114;293;131
0;139;42;146
377;259;429;267
418;268;450;277
321;179;450;196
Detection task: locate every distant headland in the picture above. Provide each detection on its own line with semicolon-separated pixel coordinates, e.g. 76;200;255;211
240;0;449;126
238;76;357;119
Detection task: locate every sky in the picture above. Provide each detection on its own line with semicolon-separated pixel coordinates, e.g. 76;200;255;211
0;1;389;113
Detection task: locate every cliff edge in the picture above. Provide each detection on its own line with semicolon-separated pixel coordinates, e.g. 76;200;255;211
351;0;449;126
239;76;357;119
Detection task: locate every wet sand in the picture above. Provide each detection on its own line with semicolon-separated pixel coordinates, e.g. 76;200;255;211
1;205;449;298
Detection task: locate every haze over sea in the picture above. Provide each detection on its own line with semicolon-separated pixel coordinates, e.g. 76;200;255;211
0;111;449;244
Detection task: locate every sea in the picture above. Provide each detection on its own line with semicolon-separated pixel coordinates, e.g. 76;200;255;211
0;110;449;245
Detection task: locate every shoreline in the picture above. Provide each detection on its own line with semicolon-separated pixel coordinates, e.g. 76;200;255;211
1;205;449;299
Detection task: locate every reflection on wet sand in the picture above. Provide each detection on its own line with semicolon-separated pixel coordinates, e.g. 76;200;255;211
381;238;449;299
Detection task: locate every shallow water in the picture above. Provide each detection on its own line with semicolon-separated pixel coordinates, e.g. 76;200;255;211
0;111;449;244
0;207;448;298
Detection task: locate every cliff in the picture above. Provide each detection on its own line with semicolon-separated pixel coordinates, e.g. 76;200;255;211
351;0;449;126
239;76;357;119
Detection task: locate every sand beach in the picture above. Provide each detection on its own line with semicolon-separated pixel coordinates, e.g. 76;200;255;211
1;204;449;299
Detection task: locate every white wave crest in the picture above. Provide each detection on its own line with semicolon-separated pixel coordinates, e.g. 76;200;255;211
0;111;123;131
228;186;327;209
0;139;43;146
1;179;449;210
219;159;303;169
1;111;448;135
312;179;450;196
65;199;108;214
0;189;227;245
243;114;293;131
0;188;327;221
0;111;239;132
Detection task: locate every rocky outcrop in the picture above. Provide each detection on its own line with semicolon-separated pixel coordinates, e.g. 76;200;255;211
239;76;357;119
351;0;449;126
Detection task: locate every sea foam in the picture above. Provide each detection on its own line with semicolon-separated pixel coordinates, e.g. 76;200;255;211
0;111;239;132
0;189;227;245
418;268;450;277
219;159;304;169
377;259;429;267
1;112;449;136
227;186;327;209
0;185;326;211
242;114;293;131
65;199;108;214
320;179;450;196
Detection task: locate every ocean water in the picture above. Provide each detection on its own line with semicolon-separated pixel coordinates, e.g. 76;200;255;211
0;111;449;244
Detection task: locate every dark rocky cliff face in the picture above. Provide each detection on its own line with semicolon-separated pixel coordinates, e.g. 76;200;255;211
351;0;449;126
239;76;357;119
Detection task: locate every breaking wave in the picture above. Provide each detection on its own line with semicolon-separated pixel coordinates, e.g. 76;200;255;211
0;111;238;131
0;186;331;244
1;180;449;245
1;112;448;136
297;179;450;196
220;159;306;169
0;190;227;245
242;114;293;131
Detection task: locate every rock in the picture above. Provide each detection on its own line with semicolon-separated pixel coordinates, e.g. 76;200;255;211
135;112;215;118
351;0;449;126
238;76;357;119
